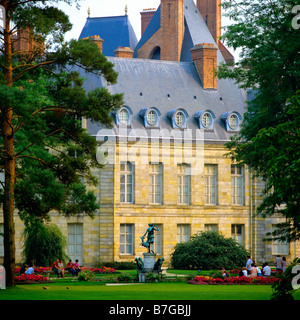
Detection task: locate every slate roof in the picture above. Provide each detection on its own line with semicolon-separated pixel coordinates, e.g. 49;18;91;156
83;58;246;143
78;0;246;144
79;15;138;57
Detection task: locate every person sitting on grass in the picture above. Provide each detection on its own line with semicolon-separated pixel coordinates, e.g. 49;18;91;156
66;259;77;277
25;264;35;275
221;267;230;278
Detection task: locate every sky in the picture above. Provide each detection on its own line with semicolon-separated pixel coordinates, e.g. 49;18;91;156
57;0;240;60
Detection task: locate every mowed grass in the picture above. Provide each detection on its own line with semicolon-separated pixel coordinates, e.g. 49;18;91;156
2;282;300;300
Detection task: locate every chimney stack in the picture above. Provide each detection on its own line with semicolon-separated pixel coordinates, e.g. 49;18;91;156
114;46;134;58
197;0;221;47
82;35;104;53
160;0;184;61
140;8;156;36
191;43;218;90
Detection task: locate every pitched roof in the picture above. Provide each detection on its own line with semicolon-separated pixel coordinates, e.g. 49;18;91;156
77;0;246;143
79;15;138;57
134;0;225;64
82;58;246;142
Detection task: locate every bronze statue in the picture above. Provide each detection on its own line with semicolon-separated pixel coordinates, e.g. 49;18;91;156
153;257;165;272
141;223;159;253
135;257;145;273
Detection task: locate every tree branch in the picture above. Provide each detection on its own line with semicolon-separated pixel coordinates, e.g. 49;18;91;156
12;60;56;82
16;154;49;166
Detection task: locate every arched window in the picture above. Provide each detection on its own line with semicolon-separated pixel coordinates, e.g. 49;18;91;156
139;107;161;128
221;111;242;132
167;108;188;129
151;46;161;60
114;106;133;126
194;110;215;130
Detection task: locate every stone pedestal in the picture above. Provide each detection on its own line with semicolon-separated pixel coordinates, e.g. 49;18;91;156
143;253;156;272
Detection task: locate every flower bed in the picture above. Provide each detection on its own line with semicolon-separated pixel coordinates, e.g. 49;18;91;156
15;274;53;284
188;275;279;285
82;267;117;274
15;266;117;275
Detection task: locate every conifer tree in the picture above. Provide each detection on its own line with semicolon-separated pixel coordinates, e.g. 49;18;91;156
218;0;300;242
0;0;123;286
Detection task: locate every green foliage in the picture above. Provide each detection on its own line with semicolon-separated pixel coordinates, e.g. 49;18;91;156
271;258;300;300
116;273;134;282
218;0;300;241
170;231;248;270
22;222;68;266
145;272;161;282
78;270;95;282
96;261;136;270
0;1;124;226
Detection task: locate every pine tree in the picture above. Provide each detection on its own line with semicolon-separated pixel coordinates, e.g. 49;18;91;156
0;0;123;286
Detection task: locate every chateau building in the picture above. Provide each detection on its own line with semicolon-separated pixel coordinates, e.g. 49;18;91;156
1;0;299;267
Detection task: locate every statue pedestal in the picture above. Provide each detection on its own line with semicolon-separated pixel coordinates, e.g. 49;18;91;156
143;253;156;272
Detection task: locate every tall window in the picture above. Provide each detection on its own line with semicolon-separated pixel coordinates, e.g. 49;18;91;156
177;224;191;243
231;165;244;205
68;223;83;265
149;163;163;204
120;162;134;203
177;164;191;205
231;224;245;246
205;224;219;232
272;225;289;255
0;224;4;257
154;224;163;255
204;164;218;205
120;224;134;255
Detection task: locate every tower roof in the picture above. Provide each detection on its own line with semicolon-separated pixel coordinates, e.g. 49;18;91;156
79;15;138;57
134;0;226;64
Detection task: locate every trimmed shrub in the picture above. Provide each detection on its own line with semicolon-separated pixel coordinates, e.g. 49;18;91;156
171;231;248;270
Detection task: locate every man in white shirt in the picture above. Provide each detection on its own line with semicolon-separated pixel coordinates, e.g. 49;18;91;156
274;255;283;274
246;256;253;275
262;263;271;276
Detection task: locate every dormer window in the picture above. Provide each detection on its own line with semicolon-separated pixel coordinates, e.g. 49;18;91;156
119;108;129;125
114;106;133;126
147;109;158;126
167;108;188;129
175;110;186;127
194;110;215;130
221;111;242;132
228;113;239;130
139;107;161;128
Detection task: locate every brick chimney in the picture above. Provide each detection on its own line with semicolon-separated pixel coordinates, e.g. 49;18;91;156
82;35;104;53
160;0;185;61
13;28;44;59
191;43;218;90
140;8;156;36
197;0;221;47
114;46;134;58
137;0;184;62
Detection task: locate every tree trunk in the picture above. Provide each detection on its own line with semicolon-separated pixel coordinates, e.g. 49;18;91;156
2;2;16;287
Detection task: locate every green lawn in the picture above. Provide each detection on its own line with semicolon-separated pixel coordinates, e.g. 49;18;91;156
1;281;300;300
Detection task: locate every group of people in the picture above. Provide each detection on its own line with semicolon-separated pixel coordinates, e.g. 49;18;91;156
20;264;35;275
243;255;286;278
222;255;287;279
51;259;81;277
